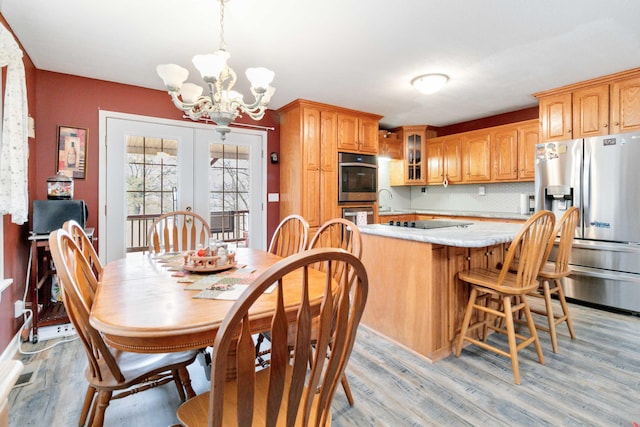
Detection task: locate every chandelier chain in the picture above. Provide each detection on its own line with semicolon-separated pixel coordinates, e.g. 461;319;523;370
219;0;226;50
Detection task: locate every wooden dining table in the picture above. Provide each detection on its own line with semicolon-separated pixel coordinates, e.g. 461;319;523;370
90;248;330;354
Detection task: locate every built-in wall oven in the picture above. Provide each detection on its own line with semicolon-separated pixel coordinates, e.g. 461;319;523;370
338;152;377;203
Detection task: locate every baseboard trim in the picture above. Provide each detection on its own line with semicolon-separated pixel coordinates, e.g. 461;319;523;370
0;330;22;361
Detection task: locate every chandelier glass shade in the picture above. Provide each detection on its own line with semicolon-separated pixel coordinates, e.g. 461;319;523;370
156;0;275;139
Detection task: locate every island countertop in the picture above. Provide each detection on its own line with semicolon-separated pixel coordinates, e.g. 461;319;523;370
378;208;531;222
359;220;522;248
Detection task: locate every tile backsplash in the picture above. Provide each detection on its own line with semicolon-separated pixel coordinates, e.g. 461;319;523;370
377;159;534;214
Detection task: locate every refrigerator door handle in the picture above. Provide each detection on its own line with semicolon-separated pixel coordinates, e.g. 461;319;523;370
582;143;590;231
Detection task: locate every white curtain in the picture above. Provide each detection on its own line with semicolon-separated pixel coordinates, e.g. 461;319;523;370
0;24;28;224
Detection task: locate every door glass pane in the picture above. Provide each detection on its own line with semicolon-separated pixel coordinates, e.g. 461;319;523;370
209;143;250;248
125;136;178;251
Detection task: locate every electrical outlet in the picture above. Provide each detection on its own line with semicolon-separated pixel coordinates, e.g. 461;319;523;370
36;323;76;341
421;187;426;193
14;300;25;318
478;186;486;196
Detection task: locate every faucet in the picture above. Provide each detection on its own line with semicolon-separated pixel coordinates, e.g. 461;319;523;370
377;188;393;210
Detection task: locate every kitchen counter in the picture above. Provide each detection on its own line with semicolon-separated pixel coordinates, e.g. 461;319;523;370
378;208;531;222
360;221;522;248
359;219;520;362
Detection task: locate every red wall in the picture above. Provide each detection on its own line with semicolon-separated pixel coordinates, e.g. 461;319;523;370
34;71;281;239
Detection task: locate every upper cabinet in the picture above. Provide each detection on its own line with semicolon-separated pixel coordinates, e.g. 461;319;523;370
378;131;403;160
390;125;438;185
337;112;382;154
462;131;492;182
610;74;640;134
492;119;539;182
535;68;640;142
426;135;462;185
423;119;538;186
538;92;573;142
516;120;539;180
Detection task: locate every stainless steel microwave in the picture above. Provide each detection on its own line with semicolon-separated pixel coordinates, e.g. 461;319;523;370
338;152;377;202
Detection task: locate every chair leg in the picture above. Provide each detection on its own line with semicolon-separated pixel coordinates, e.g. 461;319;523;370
90;390;112;427
521;295;545;366
172;369;186;402
555;278;576;339
177;366;196;399
502;296;521;385
541;279;559;353
79;385;96;426
456;287;478;357
341;373;355;406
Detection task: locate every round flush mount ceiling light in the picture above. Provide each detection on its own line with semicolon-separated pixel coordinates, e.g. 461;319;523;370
411;73;449;94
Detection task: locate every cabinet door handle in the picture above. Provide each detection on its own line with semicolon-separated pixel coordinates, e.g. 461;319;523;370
603;123;608;128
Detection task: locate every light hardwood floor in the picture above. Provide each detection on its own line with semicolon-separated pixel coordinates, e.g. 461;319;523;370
8;298;640;426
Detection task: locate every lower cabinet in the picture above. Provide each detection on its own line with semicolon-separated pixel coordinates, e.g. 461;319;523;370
360;232;505;361
446;244;504;342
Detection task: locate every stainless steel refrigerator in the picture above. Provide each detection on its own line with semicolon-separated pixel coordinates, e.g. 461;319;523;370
534;131;640;313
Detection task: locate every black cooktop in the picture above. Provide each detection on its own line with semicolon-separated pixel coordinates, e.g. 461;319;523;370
387;219;472;229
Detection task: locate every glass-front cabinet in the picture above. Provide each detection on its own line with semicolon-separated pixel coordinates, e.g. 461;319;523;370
391;125;437;185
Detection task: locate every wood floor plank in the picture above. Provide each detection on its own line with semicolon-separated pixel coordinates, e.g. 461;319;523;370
8;298;640;426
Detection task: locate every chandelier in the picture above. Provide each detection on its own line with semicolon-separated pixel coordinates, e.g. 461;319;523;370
156;0;275;140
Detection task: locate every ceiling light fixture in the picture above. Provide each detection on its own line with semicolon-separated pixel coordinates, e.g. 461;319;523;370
156;0;275;140
411;73;449;95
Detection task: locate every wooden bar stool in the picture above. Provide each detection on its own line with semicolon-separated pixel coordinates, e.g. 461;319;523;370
455;210;556;384
528;206;579;353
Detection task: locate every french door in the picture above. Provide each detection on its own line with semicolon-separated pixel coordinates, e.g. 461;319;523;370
99;111;266;263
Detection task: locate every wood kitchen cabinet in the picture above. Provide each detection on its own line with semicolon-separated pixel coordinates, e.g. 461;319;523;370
492;126;519;181
378;131;403;159
492;119;539;182
447;243;504;342
388;125;437;186
337;112;381;154
535;67;640;142
572;83;610;138
462;131;492;182
426;135;462;185
279;99;381;234
538;91;573;142
610;74;640;134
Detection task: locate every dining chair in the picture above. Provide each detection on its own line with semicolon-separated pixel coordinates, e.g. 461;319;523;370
309;218;362;282
305;218;362;406
526;206;579;353
49;229;198;427
255;214;310;365
268;214;310;258
147;210;211;254
63;219;102;284
455;210;556;384
176;247;369;427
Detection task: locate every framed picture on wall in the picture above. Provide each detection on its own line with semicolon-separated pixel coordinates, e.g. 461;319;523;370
56;125;88;179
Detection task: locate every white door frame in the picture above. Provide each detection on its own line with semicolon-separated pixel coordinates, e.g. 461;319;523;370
98;110;267;262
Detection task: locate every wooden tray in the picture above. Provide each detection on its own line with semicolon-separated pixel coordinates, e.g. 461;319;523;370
182;261;237;273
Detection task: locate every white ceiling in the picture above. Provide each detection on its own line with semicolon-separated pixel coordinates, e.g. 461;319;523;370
2;0;640;129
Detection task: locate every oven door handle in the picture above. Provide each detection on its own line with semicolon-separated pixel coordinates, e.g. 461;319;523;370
343;211;374;218
340;162;377;168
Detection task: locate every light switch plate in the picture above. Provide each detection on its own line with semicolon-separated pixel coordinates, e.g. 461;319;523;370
267;193;279;202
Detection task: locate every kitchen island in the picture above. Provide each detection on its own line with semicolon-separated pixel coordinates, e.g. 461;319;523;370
358;220;522;361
